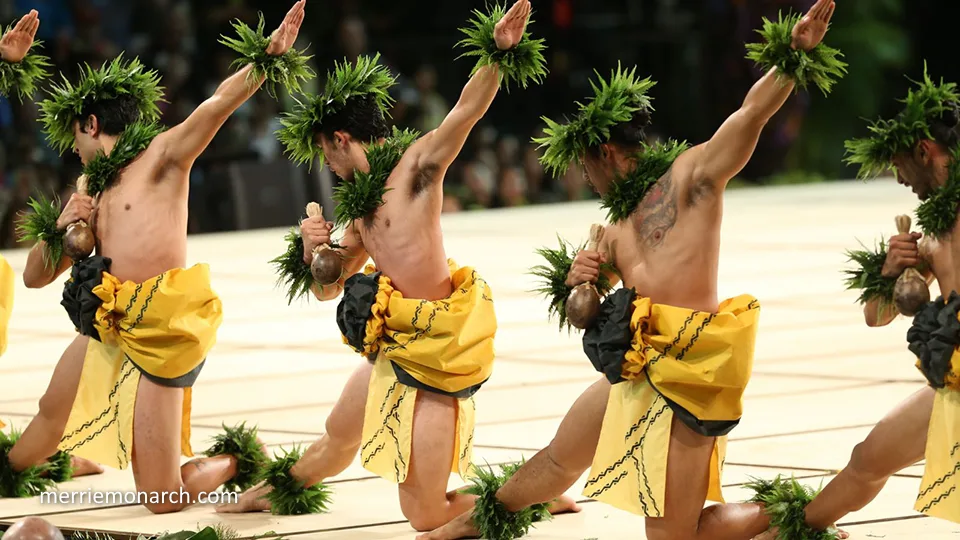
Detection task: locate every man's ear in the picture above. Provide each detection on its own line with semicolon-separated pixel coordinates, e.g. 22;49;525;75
84;115;100;138
599;143;612;161
334;131;349;149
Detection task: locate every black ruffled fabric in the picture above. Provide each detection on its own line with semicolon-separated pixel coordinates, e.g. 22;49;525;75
907;292;960;389
336;271;381;356
582;288;637;384
60;256;111;342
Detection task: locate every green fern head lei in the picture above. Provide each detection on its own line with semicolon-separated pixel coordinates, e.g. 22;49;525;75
277;54;397;169
844;65;959;180
38;54;165;155
533;63;656;178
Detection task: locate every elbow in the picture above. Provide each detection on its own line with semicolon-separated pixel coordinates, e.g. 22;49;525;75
23;273;49;289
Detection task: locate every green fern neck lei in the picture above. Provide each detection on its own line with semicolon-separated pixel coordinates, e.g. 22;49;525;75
915;147;960;238
599;139;689;223
332;127;419;229
83;121;165;197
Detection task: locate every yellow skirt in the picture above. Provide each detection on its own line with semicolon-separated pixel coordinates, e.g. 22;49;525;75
360;356;476;483
0;254;12;430
58;264;222;469
584;293;759;517
338;259;496;482
0;254;13;358
915;388;960;523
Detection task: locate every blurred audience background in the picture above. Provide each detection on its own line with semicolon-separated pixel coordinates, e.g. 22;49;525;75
0;0;948;247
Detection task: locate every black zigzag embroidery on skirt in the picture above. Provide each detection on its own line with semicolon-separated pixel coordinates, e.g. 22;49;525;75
645;313;697;369
363;443;386;463
61;361;137;443
919;486;956;514
674;314;715;362
586;404;661;489
63;406;119;453
361;389;406;455
379;381;399;415
123;274;164;333
384;302;438;355
121;283;143;320
459;431;474;464
746;299;759;311
635;400;669;516
584;400;669;503
917;444;960;500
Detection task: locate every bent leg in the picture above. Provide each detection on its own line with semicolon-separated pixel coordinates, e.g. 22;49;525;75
646;417;769;540
803;386;934;530
132;375;235;514
8;336;102;476
417;377;610;540
218;361;373;513
400;390;472;532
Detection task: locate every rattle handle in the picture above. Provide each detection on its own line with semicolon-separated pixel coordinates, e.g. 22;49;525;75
306;202;322;218
586;224;604;251
76;175;88;196
895;214;911;235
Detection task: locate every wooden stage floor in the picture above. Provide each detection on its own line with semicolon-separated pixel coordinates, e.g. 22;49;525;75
1;179;958;539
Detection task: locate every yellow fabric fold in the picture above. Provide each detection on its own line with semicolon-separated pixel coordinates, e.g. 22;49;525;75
353;259;497;395
586;294;759;517
360;356;476;483
915;388;960;523
0;254;13;358
58;264;222;469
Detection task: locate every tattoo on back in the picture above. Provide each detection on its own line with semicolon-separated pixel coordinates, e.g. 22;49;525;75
632;169;678;250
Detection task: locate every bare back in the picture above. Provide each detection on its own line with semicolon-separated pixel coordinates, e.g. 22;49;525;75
91;136;189;284
349;141;452;302
603;148;723;313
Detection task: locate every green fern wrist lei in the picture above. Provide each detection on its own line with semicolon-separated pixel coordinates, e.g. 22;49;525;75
16;195;65;271
270;221;345;305
915;146;960;238
601;139;689;223
219;14;315;98
461;461;551;540
83;121;164;197
332;127;419;229
746;476;840;540
46;450;74;483
843;240;896;307
260;447;332;515
203;423;268;492
0;38;51;102
745;11;847;96
456;4;548;90
530;236;617;331
1;429;55;497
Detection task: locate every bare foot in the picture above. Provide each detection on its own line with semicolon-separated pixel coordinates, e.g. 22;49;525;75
70;456;104;477
216;481;273;513
415;509;478;540
547;494;581;514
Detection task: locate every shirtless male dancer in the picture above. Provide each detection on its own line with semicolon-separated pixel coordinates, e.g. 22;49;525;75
750;68;960;539
221;0;576;529
1;2;311;509
421;2;847;539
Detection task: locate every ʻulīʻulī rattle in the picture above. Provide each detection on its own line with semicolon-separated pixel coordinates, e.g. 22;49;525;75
893;214;930;317
566;224;605;330
63;175;95;261
304;202;343;286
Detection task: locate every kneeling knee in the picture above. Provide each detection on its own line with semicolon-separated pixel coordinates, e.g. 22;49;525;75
848;441;892;482
406;510;447;532
144;500;184;515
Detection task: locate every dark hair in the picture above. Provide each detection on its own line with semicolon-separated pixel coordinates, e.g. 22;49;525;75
928;102;960;149
317;94;390;144
76;94;141;136
586;109;652;157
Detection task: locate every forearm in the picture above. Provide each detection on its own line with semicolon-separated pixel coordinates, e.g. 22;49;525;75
22;242;65;288
453;65;501;124
207;65;264;123
739;68;795;126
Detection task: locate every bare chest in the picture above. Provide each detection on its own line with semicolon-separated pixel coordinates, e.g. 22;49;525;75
921;233;960;296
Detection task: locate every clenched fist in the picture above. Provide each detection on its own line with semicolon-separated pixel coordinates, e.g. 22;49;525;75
565;249;607;287
882;231;922;278
56;193;94;230
301;215;333;264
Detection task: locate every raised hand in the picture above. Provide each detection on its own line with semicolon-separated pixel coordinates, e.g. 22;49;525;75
266;0;306;57
791;0;835;51
0;10;40;63
494;0;531;51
